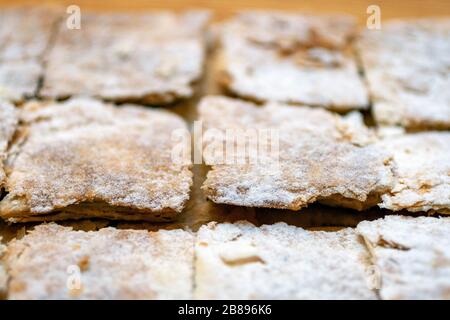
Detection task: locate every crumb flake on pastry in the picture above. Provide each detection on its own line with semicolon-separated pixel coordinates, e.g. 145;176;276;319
195;221;376;299
357;216;450;299
40;11;210;104
217;11;369;111
4;223;194;299
199;96;394;211
376;132;450;214
0;97;192;222
357;18;450;130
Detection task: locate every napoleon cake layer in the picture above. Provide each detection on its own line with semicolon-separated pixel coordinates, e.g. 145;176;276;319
376;132;450;214
195;221;376;299
0;6;60;102
0;98;192;222
358;19;450;130
357;216;450;300
40;11;209;104
217;11;368;111
3;223;194;299
199;96;393;211
0;100;18;189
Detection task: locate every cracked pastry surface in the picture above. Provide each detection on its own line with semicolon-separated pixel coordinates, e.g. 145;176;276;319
3;223;194;299
357;18;450;130
0;97;192;222
217;11;368;111
0;100;18;189
357;216;450;299
376;132;450;214
195;221;376;299
41;11;209;104
199;96;394;211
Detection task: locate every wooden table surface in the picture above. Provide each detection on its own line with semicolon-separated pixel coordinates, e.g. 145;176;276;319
0;0;449;23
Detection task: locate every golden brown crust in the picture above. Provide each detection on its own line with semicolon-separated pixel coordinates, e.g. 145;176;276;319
0;97;192;222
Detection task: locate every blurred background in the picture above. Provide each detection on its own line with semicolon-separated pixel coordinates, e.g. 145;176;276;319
0;0;449;22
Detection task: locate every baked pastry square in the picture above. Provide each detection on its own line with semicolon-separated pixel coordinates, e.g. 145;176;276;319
357;216;450;299
199;96;393;211
41;11;209;104
195;221;376;299
0;100;18;189
0;98;192;222
3;223;194;299
357;19;450;130
0;6;60;102
376;132;450;214
217;11;369;111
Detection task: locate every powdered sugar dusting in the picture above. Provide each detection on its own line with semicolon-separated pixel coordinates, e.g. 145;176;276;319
41;11;210;104
357;216;450;299
0;7;59;102
5;223;194;299
199;96;394;211
196;221;376;299
357;18;450;129
219;11;368;111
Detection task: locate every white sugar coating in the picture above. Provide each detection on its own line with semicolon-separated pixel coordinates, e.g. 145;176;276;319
0;6;59;102
357;216;450;299
0;60;42;102
0;97;192;222
195;221;376;299
0;100;18;188
41;11;210;104
376;132;450;214
199;96;393;211
4;223;194;299
218;11;368;111
357;18;450;129
0;6;58;61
